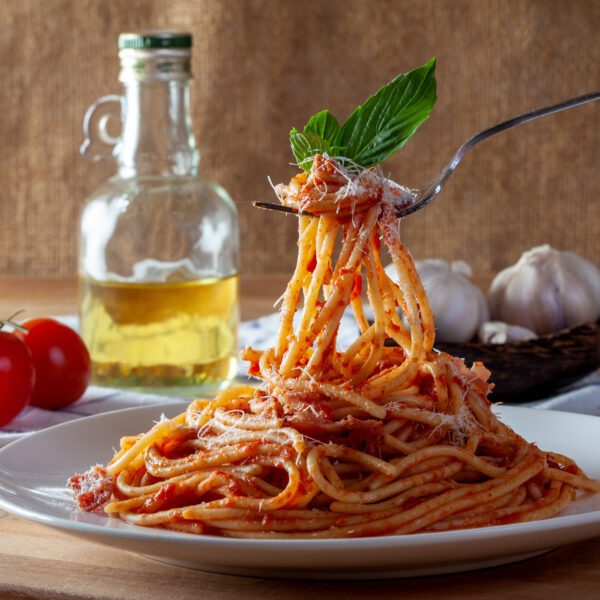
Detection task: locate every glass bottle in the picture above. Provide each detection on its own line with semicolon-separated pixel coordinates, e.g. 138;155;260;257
79;32;239;397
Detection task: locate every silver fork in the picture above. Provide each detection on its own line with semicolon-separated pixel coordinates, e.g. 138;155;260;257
254;91;600;219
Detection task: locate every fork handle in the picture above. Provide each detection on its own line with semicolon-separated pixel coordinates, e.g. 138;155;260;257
406;90;600;219
452;91;600;169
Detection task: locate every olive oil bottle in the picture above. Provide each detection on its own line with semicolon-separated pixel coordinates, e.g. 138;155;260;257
79;32;239;396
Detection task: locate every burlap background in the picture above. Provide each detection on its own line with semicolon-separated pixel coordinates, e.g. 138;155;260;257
0;0;598;278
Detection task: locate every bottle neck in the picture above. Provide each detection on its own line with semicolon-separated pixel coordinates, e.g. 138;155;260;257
117;78;199;178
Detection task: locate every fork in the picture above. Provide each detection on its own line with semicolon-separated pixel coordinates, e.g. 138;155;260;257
254;90;600;219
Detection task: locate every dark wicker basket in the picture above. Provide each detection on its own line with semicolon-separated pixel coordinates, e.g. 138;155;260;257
435;321;600;403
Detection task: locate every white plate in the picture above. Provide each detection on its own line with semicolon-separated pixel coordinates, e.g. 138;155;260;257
0;404;599;579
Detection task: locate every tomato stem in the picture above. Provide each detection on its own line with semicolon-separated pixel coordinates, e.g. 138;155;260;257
0;310;28;333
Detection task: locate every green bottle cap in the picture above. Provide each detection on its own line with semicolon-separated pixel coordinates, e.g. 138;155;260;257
118;31;192;50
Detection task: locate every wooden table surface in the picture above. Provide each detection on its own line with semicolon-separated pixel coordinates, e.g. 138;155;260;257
0;276;599;600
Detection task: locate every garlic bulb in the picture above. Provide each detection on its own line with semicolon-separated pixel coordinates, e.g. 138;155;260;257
385;259;489;343
488;245;600;335
478;321;537;344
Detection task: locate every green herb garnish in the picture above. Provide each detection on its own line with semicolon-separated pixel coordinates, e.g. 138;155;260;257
290;58;437;172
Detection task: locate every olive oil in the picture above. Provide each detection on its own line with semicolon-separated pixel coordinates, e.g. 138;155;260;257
80;276;238;395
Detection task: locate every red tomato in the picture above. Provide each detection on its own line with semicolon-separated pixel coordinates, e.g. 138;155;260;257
0;331;35;426
17;319;91;410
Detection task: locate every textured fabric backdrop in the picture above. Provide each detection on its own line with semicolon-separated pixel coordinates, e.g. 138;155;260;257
0;0;598;278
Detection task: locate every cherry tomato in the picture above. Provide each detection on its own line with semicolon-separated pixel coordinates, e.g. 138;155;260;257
0;331;35;426
17;319;91;410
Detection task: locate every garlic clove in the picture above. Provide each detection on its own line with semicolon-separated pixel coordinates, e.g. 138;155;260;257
450;260;473;278
502;260;564;333
488;245;600;335
478;321;537;344
557;266;598;330
570;251;600;308
437;277;485;342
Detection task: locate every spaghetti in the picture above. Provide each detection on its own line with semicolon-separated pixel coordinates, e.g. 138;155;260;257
70;155;599;538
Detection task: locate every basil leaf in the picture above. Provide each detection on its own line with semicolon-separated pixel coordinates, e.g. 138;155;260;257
288;59;437;172
334;58;437;167
289;129;331;172
304;110;341;144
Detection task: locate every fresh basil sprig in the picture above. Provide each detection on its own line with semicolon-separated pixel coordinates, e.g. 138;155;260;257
290;58;437;172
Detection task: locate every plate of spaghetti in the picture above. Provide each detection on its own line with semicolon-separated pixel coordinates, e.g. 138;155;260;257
1;61;599;578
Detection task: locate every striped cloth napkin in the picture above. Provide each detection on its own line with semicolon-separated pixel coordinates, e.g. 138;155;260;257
1;313;598;446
